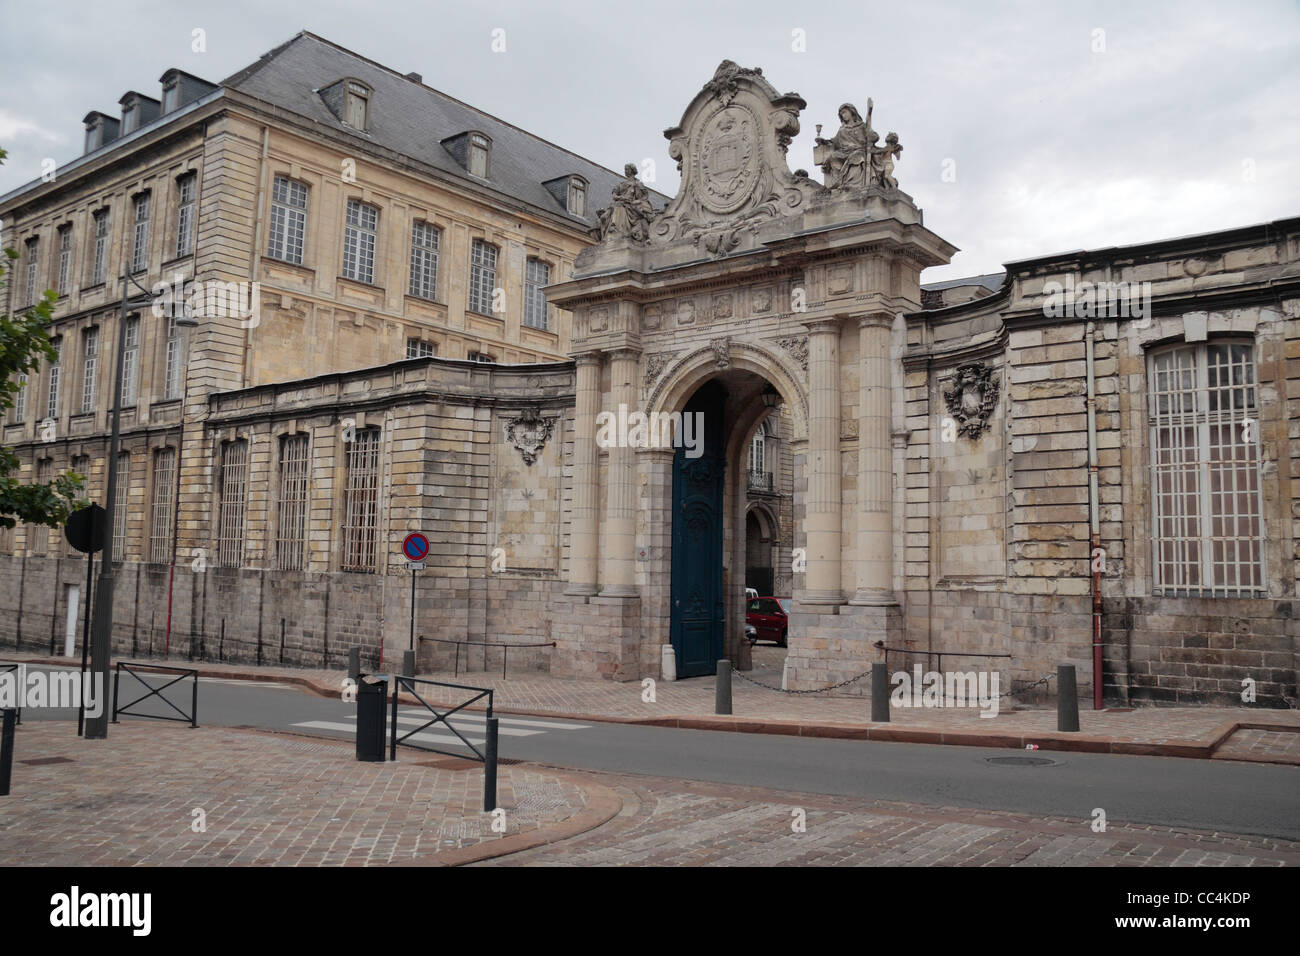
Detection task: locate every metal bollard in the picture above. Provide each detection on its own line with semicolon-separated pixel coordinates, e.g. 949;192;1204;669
483;717;499;813
0;709;16;796
401;650;415;678
1057;664;1080;732
871;662;890;722
715;660;732;715
347;646;361;682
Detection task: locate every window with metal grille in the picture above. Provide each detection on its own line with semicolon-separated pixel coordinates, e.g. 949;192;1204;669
80;327;99;413
276;434;309;570
31;459;52;554
468;239;497;315
408;220;440;300
46;337;61;421
113;451;130;562
176;173;196;257
163;315;183;399
12;375;26;424
57;226;72;295
267;176;307;264
131;192;151;273
121;316;140;406
342;199;378;283
24;236;39;306
148;447;176;565
469;133;489;178
341;428;381;572
406;338;435;358
216;439;248;568
524;258;550;330
90;209;110;285
1148;341;1265;596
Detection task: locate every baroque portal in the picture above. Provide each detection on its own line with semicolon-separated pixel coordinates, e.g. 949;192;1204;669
547;60;956;688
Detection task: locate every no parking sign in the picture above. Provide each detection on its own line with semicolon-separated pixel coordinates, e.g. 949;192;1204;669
402;533;429;563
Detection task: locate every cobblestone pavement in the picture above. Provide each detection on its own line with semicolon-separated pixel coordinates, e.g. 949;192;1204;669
478;772;1300;867
0;722;610;866
5;650;1298;762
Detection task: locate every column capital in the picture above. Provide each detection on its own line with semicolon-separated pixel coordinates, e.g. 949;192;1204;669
857;311;894;331
608;346;642;363
573;350;603;368
804;317;842;337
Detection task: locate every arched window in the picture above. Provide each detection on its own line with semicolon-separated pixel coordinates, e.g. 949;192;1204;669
749;420;767;475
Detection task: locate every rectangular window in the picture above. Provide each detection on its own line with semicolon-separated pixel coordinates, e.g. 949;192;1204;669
344;83;369;129
163;315;183;399
80;327;99;413
113;452;130;562
341;428;381;572
276;434;309;571
267;176;307;265
46;337;61;421
131;192;151;273
406;337;436;359
32;459;52;554
90;210;110;285
408;220;440;300
175;173;196;257
148;447;176;565
162;83;179;114
468;239;497;315
24;237;39;306
121;316;140;406
467;351;495;364
342;199;378;283
469;134;489;178
216;440;248;568
524;258;551;330
1149;341;1265;596
568;178;586;216
12;375;26;424
57;226;72;295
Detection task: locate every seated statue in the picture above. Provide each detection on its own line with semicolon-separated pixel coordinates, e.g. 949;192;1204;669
597;164;655;242
815;103;874;190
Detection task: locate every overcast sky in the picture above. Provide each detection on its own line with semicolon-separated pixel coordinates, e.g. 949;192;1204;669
1;0;1297;280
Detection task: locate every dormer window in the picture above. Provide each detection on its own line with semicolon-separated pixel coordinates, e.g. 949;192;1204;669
121;102;137;134
84;117;104;152
162;80;179;113
469;134;490;178
343;81;370;130
567;177;587;216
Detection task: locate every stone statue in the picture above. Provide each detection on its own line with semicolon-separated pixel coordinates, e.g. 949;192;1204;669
816;99;903;190
596;164;655;242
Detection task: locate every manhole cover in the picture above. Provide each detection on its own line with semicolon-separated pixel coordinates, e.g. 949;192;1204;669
19;757;74;766
986;755;1058;767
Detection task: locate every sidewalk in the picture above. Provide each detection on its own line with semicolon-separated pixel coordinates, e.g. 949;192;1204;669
6;650;1299;764
0;721;618;866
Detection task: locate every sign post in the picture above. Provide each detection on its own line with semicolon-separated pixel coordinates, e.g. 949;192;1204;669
401;533;430;661
65;504;107;737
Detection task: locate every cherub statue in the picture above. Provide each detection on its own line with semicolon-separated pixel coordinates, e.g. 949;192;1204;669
596;163;655;242
871;132;903;188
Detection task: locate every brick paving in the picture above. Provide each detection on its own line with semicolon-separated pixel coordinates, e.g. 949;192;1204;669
0;722;610;866
478;772;1300;867
5;650;1299;762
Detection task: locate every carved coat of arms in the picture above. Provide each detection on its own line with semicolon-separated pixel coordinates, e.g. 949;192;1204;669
941;363;999;440
504;407;558;465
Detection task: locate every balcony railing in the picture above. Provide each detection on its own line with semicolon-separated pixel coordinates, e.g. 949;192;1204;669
746;470;775;493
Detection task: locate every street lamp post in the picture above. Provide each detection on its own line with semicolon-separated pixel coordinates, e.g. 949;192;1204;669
83;266;193;738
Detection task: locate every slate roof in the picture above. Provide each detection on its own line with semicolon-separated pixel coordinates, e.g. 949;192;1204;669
920;271;1006;293
223;31;666;229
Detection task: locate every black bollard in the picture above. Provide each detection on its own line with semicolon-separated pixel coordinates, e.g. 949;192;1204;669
715;660;732;715
483;717;499;813
1057;664;1080;732
0;709;16;796
347;646;361;682
871;662;890;722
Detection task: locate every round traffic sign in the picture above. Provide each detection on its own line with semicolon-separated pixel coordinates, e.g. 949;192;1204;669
402;533;430;561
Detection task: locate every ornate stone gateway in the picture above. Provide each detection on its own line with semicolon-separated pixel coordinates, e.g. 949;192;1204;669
548;60;957;689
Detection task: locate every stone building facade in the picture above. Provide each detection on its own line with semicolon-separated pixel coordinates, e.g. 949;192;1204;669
2;48;1297;707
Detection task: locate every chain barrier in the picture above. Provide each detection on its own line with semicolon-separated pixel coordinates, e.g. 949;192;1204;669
731;663;1058;700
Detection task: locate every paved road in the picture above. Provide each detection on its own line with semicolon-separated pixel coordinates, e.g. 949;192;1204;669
13;664;1300;841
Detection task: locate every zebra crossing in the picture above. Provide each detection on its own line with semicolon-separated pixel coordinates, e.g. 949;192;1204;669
292;707;589;750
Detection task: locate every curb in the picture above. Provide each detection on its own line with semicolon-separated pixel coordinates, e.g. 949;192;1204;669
8;653;1299;765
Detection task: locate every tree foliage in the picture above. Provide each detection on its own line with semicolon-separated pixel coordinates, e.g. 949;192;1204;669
0;146;88;530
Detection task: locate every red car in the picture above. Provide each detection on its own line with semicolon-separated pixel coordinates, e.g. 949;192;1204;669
745;596;791;647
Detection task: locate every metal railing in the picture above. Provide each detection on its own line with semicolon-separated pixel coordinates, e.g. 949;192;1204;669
111;661;198;728
388;675;498;811
417;635;555;678
746;470;775;493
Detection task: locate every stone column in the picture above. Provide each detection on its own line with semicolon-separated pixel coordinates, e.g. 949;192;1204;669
851;312;896;605
803;318;843;604
600;347;640;597
566;351;602;595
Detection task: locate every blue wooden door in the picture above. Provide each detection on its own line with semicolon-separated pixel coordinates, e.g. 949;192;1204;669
670;383;725;678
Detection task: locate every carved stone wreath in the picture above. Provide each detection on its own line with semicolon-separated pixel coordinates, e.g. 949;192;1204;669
941;363;1000;440
504;406;558;465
